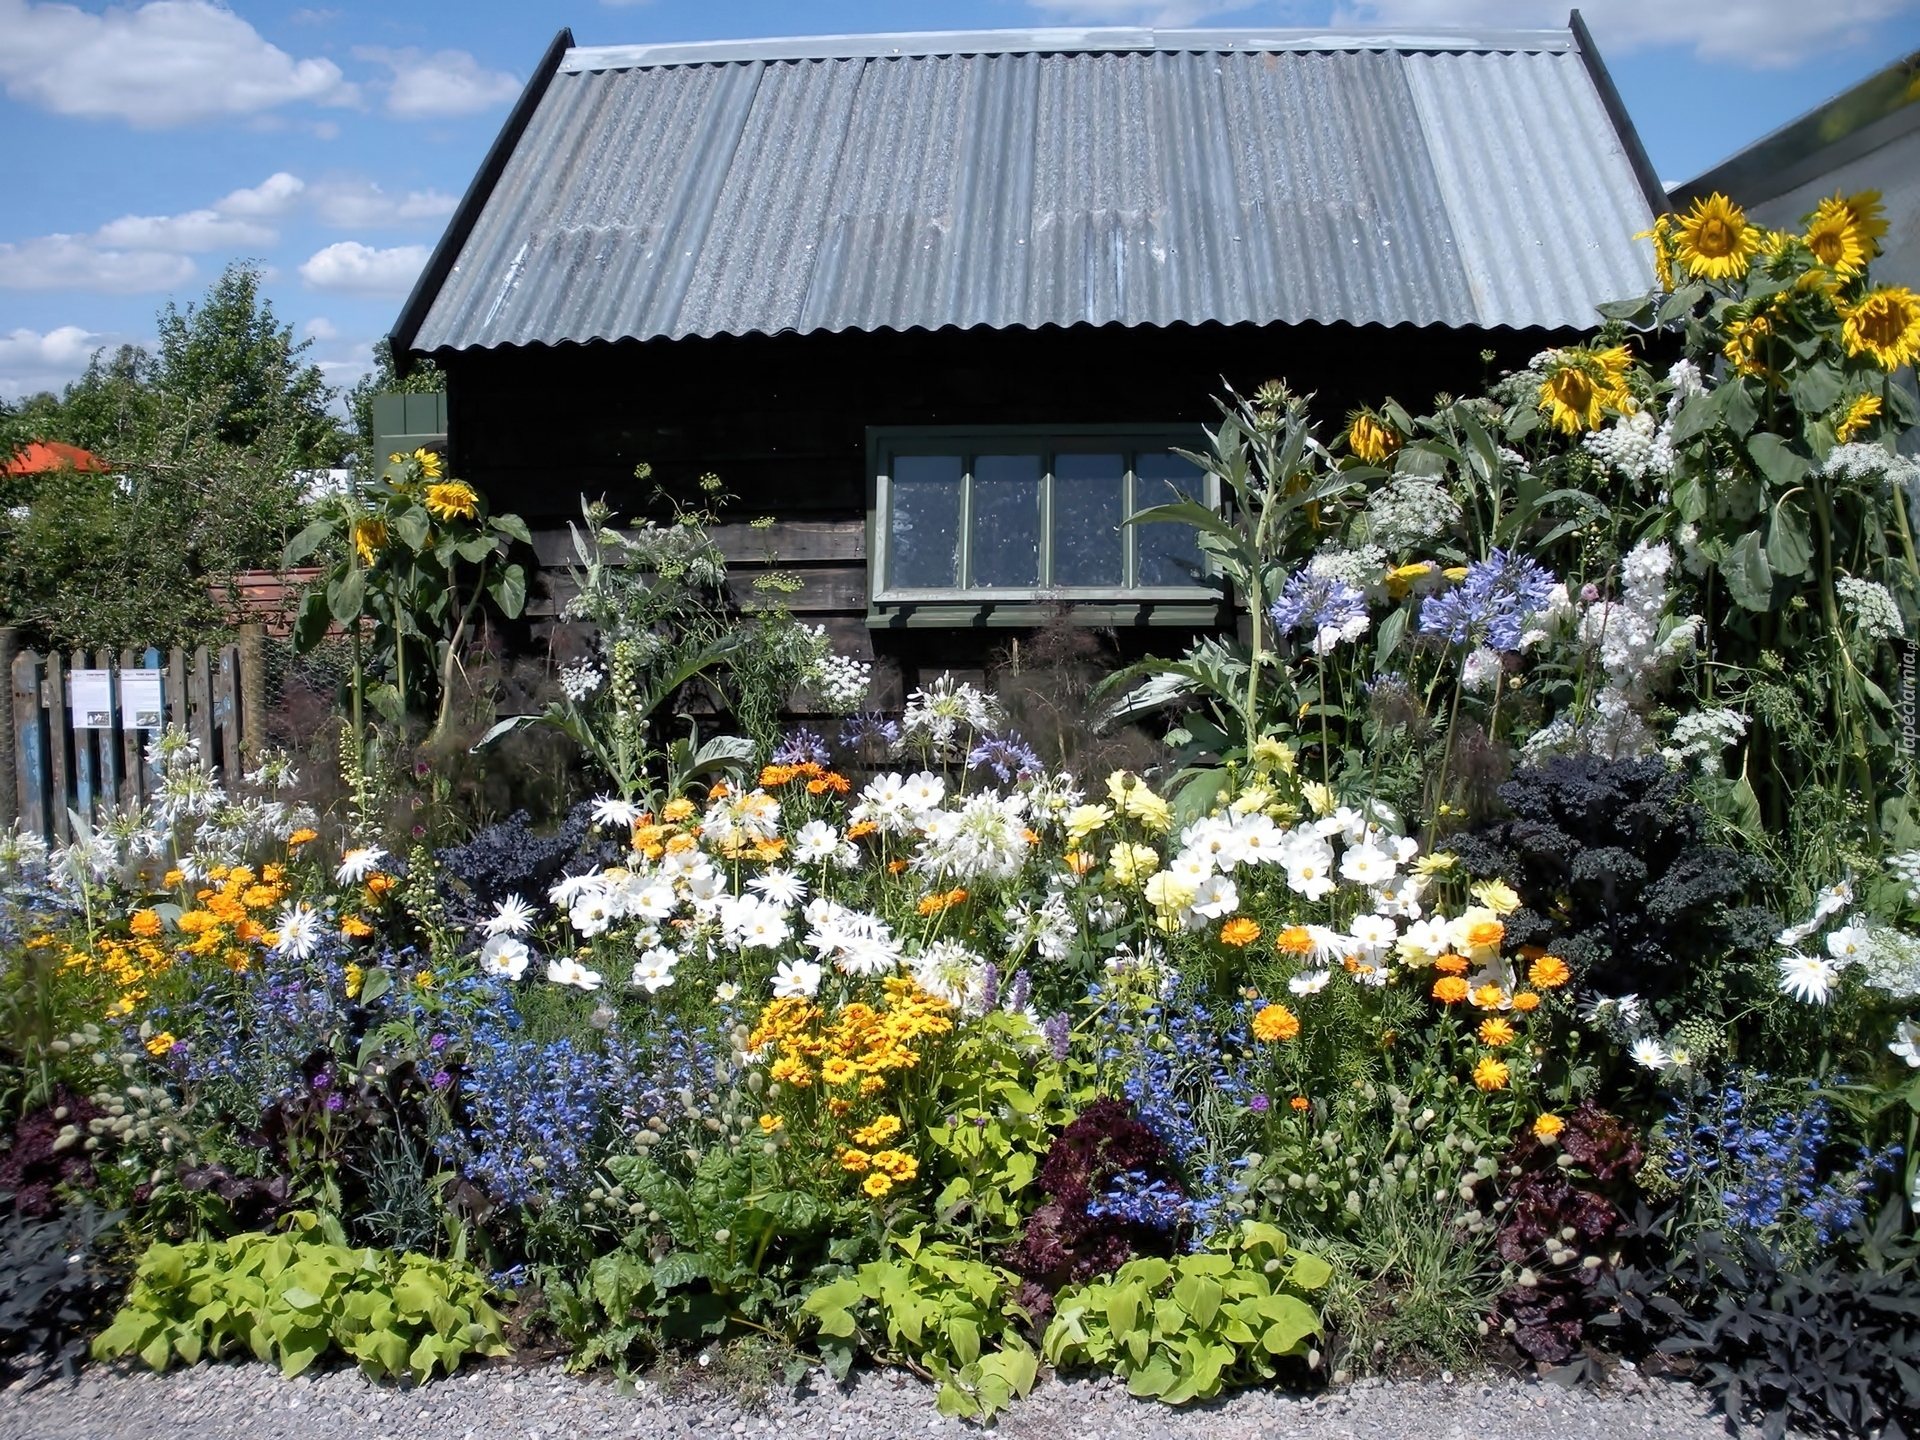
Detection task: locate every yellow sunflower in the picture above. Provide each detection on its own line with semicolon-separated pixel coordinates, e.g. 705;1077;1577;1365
1842;190;1889;258
1835;394;1883;443
352;516;388;564
1804;195;1869;277
412;447;444;479
1537;346;1634;435
1722;309;1780;383
1674;192;1762;282
424;480;481;521
1841;286;1920;371
1635;213;1676;292
1345;410;1403;466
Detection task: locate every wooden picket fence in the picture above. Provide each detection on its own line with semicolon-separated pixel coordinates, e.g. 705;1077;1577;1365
1;626;267;844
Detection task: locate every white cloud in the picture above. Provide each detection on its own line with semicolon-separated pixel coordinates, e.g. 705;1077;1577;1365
302;316;340;341
1331;1;1911;68
355;46;520;118
92;209;274;252
0;0;359;128
309;178;457;228
0;325;128;397
299;240;429;297
0;234;196;291
1021;1;1253;21
215;172;307;219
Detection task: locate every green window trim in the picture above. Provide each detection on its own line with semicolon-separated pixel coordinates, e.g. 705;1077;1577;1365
865;424;1221;607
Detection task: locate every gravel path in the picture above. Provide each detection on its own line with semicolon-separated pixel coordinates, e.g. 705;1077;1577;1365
1;1358;1740;1440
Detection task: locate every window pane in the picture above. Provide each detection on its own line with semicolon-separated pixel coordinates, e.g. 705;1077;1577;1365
970;454;1042;588
1135;451;1206;587
889;454;963;588
1052;452;1125;587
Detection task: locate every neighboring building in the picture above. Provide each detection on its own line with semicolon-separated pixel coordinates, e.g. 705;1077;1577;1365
3;441;109;476
392;19;1659;695
1672;49;1920;292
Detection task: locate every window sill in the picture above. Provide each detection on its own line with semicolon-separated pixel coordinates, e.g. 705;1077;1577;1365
867;599;1227;629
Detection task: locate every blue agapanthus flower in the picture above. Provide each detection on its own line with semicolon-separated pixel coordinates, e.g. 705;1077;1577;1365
968;733;1043;784
772;729;832;767
1268;569;1370;654
1418;548;1556;652
838;711;902;752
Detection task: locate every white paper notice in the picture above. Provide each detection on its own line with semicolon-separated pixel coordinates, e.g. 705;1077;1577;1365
121;669;163;729
69;669;113;729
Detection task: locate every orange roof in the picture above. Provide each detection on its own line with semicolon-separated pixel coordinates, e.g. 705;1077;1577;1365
4;441;109;475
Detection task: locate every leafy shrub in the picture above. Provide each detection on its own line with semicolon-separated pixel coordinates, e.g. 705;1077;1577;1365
91;1214;507;1381
802;1230;1038;1420
1042;1220;1329;1404
1450;758;1773;1008
0;1196;125;1381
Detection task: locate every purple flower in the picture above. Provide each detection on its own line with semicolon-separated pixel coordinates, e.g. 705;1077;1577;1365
838;712;902;752
772;729;832;767
1249;1094;1271;1114
980;962;1000;1012
1419;548;1556;653
967;734;1044;784
1268;569;1369;654
1009;969;1031;1014
431;1070;452;1090
311;1071;332;1091
430;1033;449;1052
324;1093;345;1112
1043;1012;1072;1063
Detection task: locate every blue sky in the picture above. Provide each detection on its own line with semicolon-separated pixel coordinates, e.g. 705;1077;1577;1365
2;0;1917;401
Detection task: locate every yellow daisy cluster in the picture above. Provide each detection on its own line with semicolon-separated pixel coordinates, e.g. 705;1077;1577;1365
630;801;701;863
173;864;288;970
58;931;174;1017
750;977;952;1198
759;761;853;796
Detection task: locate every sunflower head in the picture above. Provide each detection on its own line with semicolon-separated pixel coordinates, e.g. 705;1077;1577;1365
1345;409;1403;466
1635;213;1677;292
412;447;444;480
1722;307;1781;384
1842;190;1888;258
1536;345;1634;435
424;481;481;522
1676;193;1762;282
352;516;388;564
1842;286;1920;371
1804;196;1869;278
1835;393;1883;443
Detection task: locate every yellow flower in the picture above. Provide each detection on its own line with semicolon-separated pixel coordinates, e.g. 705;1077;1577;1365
1128;789;1172;833
287;828;318;848
1635;213;1676;291
1252;1003;1300;1043
340;915;375;939
1478;1017;1516;1047
1432;976;1469;1004
1064;804;1113;841
145;1031;176;1056
352;517;388;564
862;1173;894;1198
1533;1113;1565;1141
1842;286;1920;371
1412;853;1456;876
1674;193;1762;282
759;1114;783;1133
1384;562;1436;599
423;481;480;521
1248;737;1297;774
129;908;163;938
1538;346;1634;434
1472;1056;1511;1091
1528;955;1572;989
1142;871;1197;915
1835;394;1883;443
1107;843;1161;886
344;963;364;999
1469;879;1521;917
1723;308;1780;382
1470;983;1508;1011
1346;410;1403;465
162;868;185;888
852;1115;902;1147
662;797;697;822
1219;917;1260;947
1300;781;1335;817
1804;195;1869;276
1511;990;1541;1012
838;1147;872;1174
871;1149;918;1183
411;447;444;480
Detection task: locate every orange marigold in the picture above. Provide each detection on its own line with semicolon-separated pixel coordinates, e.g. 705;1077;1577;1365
1528;955;1571;989
1219;918;1261;947
287;828;318;847
128;909;163;939
1533;1113;1565;1141
1432;976;1470;1004
1290;1096;1311;1112
1511;991;1542;1013
340;915;375;939
1276;926;1315;956
1433;954;1470;975
1472;1056;1511;1092
1470;984;1508;1010
1252;1003;1301;1043
1478;1017;1516;1046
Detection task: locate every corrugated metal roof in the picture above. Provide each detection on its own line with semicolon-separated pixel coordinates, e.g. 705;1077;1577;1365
407;27;1657;354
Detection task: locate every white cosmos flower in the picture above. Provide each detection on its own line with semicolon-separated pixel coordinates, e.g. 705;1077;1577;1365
684;868;724;906
547;956;604;991
548;869;602;906
590;795;642;828
1397;915;1452;960
714;982;741;1004
631;947;679;993
1231;814;1285;865
793;820;841;862
1283;835;1337;901
1373;872;1425;919
479;934;530;980
1189;874;1239;919
1629;1036;1671;1071
1180;816;1243;869
772;958;824;999
335;846;387;885
631;879;678;920
1307;924;1356;963
486;894;536;937
1826;924;1871;964
272;902;321;960
1349;913;1398;956
569;894;614;938
1289;968;1332;996
901;771;947;812
1166;850;1214;887
1891;1019;1920;1068
750;869;808;907
1813;878;1854;920
1338;844;1396;887
1778;951;1838;1005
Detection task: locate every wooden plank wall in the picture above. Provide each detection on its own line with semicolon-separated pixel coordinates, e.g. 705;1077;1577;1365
4;632;255;844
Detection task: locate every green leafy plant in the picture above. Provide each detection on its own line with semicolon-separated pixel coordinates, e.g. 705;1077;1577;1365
91;1214;507;1382
1042;1220;1330;1404
801;1229;1038;1420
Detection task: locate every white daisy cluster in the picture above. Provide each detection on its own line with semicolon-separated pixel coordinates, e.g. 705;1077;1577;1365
1660;708;1749;777
810;652;874;713
1365;476;1461;551
1772;879;1885;1006
1835;575;1905;644
900;674;1003;760
1582;408;1673;482
916;789;1033;885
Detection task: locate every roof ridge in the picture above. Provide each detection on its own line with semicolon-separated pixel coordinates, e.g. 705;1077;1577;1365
561;25;1577;72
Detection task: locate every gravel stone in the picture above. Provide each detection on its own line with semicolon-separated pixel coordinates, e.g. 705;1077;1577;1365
0;1359;1741;1440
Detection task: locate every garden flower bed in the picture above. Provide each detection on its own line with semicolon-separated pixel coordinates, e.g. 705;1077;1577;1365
4;192;1920;1438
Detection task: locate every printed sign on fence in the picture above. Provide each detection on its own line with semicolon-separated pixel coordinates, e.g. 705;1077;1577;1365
121;669;163;729
69;668;113;729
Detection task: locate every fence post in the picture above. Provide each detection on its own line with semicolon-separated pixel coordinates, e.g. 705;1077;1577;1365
189;645;213;770
0;627;14;829
70;651;96;823
238;622;266;766
11;649;46;841
215;644;240;777
45;651;70;842
94;650;121;817
118;649;142;809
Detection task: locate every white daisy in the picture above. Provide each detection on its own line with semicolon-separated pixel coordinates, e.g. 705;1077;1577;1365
1890;1019;1920;1068
1826;924;1871;964
1288;969;1332;996
335;846;387;885
1338;844;1396;887
630;947;679;993
772;958;823;999
548;869;602;907
749;869;808;907
1189;873;1239;919
569;894;614;938
631;879;678;920
793;821;842;863
714;981;741;1004
486;894;536;937
590;795;642;828
1778;951;1838;1005
479;934;530;980
272;902;321;960
547;956;604;991
1629;1036;1671;1072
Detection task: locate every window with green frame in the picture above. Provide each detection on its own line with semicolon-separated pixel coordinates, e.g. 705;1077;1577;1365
869;426;1216;603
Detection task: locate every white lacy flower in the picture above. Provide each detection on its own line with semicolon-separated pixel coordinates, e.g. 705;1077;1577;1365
810;652;874;713
1661;709;1749;777
559;661;603;702
486;895;536;937
335;846;387;885
547;957;604;991
479;934;530;980
910;940;986;1013
1835;576;1904;644
1778;951;1838;1005
631;947;679;993
902;674;1002;756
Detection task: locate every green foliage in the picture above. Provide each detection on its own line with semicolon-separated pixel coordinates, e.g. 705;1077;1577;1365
801;1229;1037;1420
1043;1221;1329;1404
91;1215;506;1383
0;1199;125;1382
